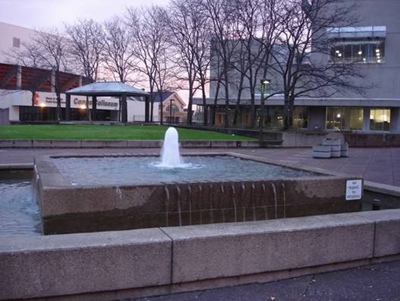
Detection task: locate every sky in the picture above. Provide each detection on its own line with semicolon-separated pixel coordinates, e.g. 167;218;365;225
0;0;168;30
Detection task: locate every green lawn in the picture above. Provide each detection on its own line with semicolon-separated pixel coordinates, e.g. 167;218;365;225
0;125;255;140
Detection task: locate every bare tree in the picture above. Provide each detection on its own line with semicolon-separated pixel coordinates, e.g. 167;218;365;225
31;28;71;121
4;42;52;118
127;6;171;122
204;0;242;128
65;19;105;82
103;17;136;83
167;0;212;125
269;0;365;129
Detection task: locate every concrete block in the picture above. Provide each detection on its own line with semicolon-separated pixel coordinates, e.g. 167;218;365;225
127;140;162;148
239;141;262;148
322;139;341;146
210;141;237;148
105;140;128;148
81;140;107;148
356;209;400;257
0;228;172;300
51;140;82;148
181;140;211;148
162;213;374;284
313;145;331;152
32;140;53;148
12;140;32;148
313;145;331;158
0;140;13;148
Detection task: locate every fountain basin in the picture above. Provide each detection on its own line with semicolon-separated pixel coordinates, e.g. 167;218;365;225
34;152;363;235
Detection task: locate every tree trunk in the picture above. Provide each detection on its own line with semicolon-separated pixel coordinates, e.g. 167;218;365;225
201;83;208;126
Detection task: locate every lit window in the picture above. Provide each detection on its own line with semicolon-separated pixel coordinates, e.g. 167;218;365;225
370;109;390;131
326;108;363;131
330;39;385;63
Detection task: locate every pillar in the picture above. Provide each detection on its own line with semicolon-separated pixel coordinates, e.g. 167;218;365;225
66;94;71;121
390;108;400;133
16;66;22;89
363;108;370;131
51;70;56;93
121;95;128;123
92;96;97;121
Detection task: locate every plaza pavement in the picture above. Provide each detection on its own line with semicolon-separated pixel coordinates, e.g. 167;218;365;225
139;260;400;301
1;146;400;300
1;147;400;187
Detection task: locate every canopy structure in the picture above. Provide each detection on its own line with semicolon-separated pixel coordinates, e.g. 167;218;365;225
65;82;150;123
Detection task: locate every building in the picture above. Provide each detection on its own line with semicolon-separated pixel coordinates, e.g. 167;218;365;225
194;0;400;133
151;92;186;124
0;22;160;124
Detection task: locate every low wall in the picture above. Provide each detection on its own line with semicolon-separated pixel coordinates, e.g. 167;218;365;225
0;139;269;149
282;132;345;147
1;209;399;300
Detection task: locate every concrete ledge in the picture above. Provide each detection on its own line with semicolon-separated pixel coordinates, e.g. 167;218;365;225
0;139;267;149
0;209;399;300
181;140;212;148
162;213;374;283
51;140;82;148
12;140;32;148
0;229;172;300
0;140;13;148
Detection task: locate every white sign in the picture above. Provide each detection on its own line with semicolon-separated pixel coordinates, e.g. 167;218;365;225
346;180;362;201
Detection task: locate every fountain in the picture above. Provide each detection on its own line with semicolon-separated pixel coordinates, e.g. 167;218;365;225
29;127;365;235
159;127;182;168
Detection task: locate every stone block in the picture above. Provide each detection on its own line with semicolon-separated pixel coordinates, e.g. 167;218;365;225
239;141;262;148
163;213;374;284
81;140;107;148
313;145;331;158
181;140;212;148
322;138;341;146
32;140;52;148
105;140;128;148
0;140;13;148
0;228;172;300
356;209;400;257
13;140;32;148
127;140;162;148
51;140;82;148
210;141;237;148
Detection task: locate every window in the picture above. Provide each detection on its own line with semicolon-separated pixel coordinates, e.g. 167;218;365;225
13;37;20;48
330;39;385;63
293;107;308;129
370;109;390;131
326;108;363;131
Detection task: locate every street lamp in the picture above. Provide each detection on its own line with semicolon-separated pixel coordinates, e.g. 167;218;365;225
170;99;175;124
259;79;271;141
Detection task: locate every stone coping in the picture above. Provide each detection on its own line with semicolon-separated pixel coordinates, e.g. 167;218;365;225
0;209;399;300
0;139;271;149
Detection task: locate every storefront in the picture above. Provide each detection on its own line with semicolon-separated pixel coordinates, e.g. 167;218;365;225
1;90;120;123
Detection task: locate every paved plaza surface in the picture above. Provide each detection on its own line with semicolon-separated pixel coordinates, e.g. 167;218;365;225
2;146;400;301
138;261;400;301
1;147;400;187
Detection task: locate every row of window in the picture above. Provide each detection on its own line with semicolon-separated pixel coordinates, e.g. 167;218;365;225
330;39;385;63
326;108;391;131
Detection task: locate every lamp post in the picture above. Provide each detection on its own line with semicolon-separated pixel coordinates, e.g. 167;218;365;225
170;99;175;124
259;79;271;141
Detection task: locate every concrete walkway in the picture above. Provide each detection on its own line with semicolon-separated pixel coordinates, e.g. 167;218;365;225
1;147;400;186
138;260;400;301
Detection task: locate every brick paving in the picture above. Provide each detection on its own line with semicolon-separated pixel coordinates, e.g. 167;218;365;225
1;147;400;186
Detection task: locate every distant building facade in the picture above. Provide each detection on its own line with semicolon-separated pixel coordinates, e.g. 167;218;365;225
194;0;400;132
0;22;160;124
